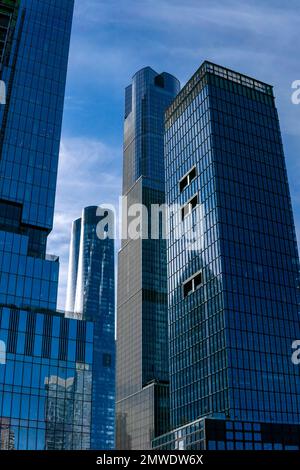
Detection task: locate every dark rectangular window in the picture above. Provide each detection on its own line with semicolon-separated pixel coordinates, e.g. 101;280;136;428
181;194;198;220
183;279;194;297
7;309;19;354
42;314;53;358
194;272;203;289
179;166;197;193
183;271;203;298
25;312;36;356
180;175;188;193
0;200;22;231
76;321;87;363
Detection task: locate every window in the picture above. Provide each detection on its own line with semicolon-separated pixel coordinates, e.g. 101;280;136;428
183;271;203;298
181;194;198;220
179;166;197;193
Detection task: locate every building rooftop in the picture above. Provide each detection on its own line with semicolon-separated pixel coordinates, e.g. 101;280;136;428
166;60;274;121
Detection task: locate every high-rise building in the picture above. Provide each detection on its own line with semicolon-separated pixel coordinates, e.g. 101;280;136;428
0;0;74;309
153;61;300;450
0;0;98;450
65;218;81;314
65;206;115;450
116;67;180;449
0;305;94;450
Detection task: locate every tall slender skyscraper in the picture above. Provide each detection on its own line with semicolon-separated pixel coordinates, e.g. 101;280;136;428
66;206;115;450
116;67;180;449
0;0;74;309
65;218;81;314
0;0;97;451
153;61;300;450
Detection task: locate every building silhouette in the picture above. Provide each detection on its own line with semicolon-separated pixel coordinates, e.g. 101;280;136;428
153;61;300;450
65;206;115;449
116;67;180;449
0;0;97;450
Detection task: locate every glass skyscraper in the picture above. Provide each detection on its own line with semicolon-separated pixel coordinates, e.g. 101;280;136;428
65;206;115;450
0;305;94;450
0;0;74;309
116;67;180;449
153;61;300;450
0;0;97;450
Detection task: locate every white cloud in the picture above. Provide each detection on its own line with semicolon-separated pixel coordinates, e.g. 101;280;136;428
48;137;122;309
51;0;300;308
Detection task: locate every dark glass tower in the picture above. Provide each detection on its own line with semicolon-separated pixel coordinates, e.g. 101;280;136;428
116;67;180;449
0;0;96;451
153;61;300;450
0;0;74;309
65;206;115;450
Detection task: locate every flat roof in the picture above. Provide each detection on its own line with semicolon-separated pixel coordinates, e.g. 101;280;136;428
166;60;274;120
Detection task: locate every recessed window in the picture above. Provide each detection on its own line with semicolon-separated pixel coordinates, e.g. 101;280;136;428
179;166;197;193
183;271;203;298
181;194;198;221
194;272;203;289
183;279;194;297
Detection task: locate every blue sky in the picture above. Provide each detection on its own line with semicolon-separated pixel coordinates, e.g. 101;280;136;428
47;0;300;309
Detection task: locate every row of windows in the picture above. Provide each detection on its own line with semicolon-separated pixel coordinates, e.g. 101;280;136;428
208;441;299;451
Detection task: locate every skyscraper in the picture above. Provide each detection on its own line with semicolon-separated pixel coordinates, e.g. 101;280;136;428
0;305;94;450
65;206;115;450
0;0;97;450
0;0;74;309
116;67;180;449
65;218;81;315
153;61;300;450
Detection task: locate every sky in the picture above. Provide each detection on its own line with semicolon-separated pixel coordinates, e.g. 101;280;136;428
47;0;300;309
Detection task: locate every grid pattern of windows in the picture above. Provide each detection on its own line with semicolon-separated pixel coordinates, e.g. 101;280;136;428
0;306;93;450
208;71;300;424
116;68;180;449
0;0;89;452
0;0;74;229
0;230;58;309
153;418;300;451
65;207;115;450
0;0;74;309
166;81;227;429
165;61;300;430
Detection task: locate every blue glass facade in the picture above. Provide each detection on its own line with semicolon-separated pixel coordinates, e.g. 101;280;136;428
116;68;180;449
153;417;300;451
0;0;74;309
0;0;98;451
0;305;93;449
164;62;300;435
65;207;115;450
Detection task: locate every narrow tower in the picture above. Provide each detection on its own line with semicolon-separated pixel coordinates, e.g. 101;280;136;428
66;207;115;450
116;67;180;449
